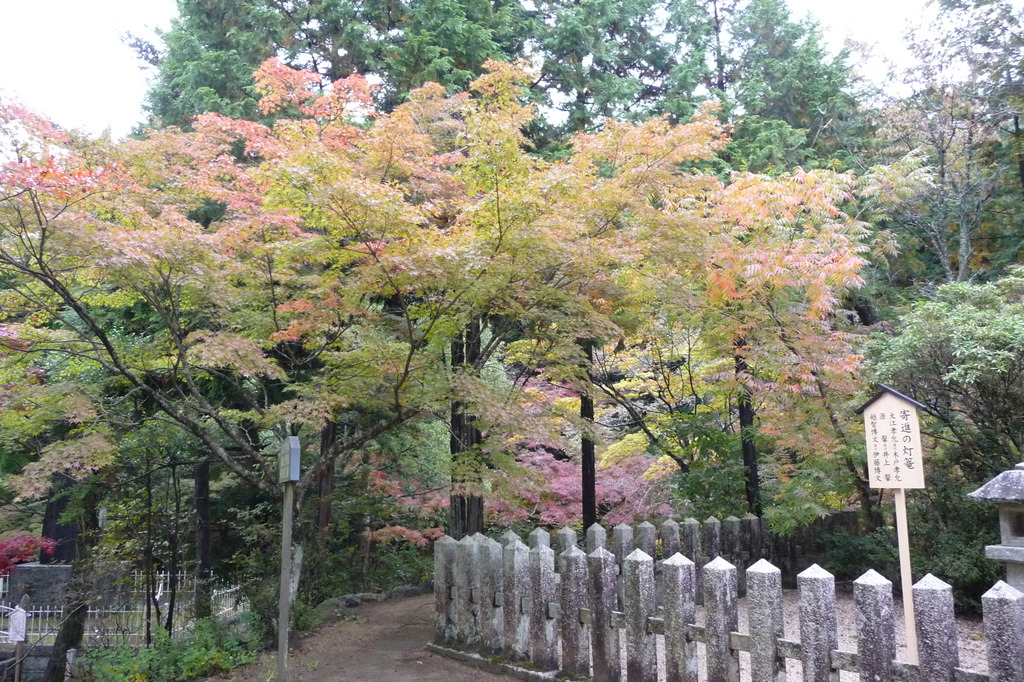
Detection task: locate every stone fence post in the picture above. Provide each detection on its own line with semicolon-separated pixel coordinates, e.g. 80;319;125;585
503;538;530;660
478;536;503;653
434;535;458;642
663;553;697;682
661;519;681;560
983;581;1024;682
799;564;837;682
854;569;894;682
747;559;783;682
589;547;620;682
636;521;657;560
560;546;589;677
455;536;479;645
704;556;738;682
529;544;557;670
624;549;657;682
914;574;959;682
587;523;607;554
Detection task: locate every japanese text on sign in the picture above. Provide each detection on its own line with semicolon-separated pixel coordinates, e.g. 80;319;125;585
863;392;924;489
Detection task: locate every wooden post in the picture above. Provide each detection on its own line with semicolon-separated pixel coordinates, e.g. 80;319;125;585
277;436;301;682
278;479;294;682
895;488;918;664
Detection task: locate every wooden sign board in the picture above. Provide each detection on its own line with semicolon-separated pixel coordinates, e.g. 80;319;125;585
859;388;925;490
279;436;301;484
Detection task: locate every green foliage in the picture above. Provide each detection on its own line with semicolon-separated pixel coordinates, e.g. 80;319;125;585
822;527;898;582
80;619;255;681
868;274;1024;479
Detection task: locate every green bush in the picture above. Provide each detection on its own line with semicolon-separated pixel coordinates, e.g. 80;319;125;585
78;619;255;682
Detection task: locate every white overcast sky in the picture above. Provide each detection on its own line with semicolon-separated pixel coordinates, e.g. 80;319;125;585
0;0;987;140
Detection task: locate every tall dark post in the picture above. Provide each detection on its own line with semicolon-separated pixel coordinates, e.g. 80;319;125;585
735;338;762;515
449;321;484;538
194;461;213;619
581;343;597;530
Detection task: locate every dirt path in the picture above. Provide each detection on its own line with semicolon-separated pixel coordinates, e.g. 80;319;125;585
225;594;509;681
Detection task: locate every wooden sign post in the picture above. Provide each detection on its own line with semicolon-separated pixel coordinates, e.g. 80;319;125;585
278;436;301;682
857;384;926;665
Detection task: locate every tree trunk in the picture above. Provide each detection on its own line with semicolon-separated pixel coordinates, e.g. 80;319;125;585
41;493;97;682
735;339;762;515
194;460;213;620
448;323;485;539
581;343;597;531
40;475;79;564
316;422;337;537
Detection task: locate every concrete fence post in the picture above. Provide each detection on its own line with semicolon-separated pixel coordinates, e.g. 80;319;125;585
499;529;521;547
612;523;634;569
683;518;702;605
478;537;503;653
663;553;698;682
705;516;722;560
528;527;550;549
586;523;607;554
529;544;558;670
854;569;894;682
798;564;837;682
661;519;681;560
723;516;741;592
747;559;784;682
560;546;589;677
624;549;657;682
434;535;458;642
588;547;620;682
636;521;657;560
983;581;1024;682
742;513;761;562
554;527;578;573
503;538;530;660
704;556;739;682
914;574;959;682
455;535;479;645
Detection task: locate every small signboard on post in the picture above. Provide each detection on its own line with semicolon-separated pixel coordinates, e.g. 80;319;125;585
857;384;927;664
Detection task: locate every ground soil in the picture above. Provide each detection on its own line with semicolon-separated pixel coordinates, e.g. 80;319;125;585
223;594;509;681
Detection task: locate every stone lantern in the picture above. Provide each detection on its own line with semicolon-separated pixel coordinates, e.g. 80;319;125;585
969;463;1024;591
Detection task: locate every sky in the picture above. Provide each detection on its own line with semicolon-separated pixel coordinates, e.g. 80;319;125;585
0;0;960;140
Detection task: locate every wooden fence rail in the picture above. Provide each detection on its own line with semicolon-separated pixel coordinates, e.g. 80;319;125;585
434;522;1018;682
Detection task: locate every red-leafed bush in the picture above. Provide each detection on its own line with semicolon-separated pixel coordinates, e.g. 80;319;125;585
0;535;56;576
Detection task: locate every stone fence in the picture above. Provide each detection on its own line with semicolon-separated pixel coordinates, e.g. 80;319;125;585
433;524;1021;681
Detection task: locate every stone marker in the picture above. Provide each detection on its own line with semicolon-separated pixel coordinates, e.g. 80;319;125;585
747;559;783;682
704;556;739;682
704;516;722;560
503;538;530;660
499;529;521;547
663;553;698;682
478;537;503;653
587;523;607;554
554;526;578;572
855;569;894;682
455;535;479;645
560;546;589;677
914;574;959;682
588;547;620;682
983;580;1024;682
636;521;657;560
683;518;702;604
660;519;681;560
624;549;657;682
528;527;550;549
798;564;837;682
529;544;557;670
611;523;634;568
434;535;458;641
